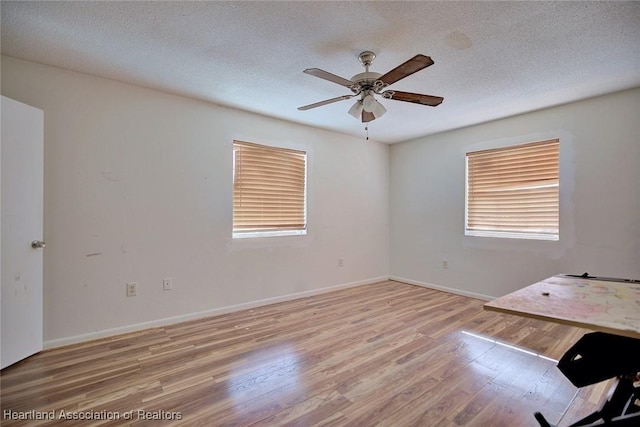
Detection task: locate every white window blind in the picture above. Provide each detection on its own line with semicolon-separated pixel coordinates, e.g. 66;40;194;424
233;140;306;237
465;139;559;240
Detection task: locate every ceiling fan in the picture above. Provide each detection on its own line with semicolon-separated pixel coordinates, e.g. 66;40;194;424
298;51;444;123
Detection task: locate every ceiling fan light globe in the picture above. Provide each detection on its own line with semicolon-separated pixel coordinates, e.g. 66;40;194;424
372;101;387;118
348;101;363;119
362;94;377;112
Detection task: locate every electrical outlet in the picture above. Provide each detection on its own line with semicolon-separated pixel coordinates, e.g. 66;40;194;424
163;278;173;291
338;258;343;267
126;282;137;297
442;260;448;269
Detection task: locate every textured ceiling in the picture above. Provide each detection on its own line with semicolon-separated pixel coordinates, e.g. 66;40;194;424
2;1;640;144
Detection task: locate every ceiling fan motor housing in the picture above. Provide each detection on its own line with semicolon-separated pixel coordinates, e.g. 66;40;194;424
350;72;382;84
349;71;383;93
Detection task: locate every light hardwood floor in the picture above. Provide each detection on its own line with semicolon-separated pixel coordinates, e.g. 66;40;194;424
1;280;601;426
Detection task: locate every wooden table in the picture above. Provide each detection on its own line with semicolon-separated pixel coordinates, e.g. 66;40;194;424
484;275;640;339
484;275;640;427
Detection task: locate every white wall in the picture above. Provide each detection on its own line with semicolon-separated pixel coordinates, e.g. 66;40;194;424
1;56;389;346
390;88;640;299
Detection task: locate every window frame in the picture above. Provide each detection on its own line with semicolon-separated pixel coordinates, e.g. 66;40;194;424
464;139;560;241
232;140;307;239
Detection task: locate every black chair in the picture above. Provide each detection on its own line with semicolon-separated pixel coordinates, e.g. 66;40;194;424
535;332;640;427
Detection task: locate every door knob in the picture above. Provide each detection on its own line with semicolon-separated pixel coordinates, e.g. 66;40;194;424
31;240;46;249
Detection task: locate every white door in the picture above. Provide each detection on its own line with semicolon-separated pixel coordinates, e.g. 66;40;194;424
1;96;44;369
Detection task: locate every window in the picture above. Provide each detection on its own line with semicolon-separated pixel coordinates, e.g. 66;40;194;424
233;140;307;238
465;139;559;240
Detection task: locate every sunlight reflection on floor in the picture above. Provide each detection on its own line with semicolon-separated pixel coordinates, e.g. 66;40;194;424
225;343;303;407
461;330;558;362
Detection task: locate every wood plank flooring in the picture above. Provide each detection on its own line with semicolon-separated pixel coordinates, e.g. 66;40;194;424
1;280;598;426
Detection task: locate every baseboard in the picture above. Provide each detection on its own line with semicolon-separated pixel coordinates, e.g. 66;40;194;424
389;275;495;301
44;275;390;350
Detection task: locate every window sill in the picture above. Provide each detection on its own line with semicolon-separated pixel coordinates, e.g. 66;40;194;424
232;229;307;239
465;230;559;241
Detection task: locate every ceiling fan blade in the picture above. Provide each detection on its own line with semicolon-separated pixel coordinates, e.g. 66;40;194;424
303;68;355;88
382;90;444;107
378;54;434;86
362;111;375;123
298;94;354;111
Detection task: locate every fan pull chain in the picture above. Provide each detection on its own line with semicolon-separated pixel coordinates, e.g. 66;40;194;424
365;125;369;140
